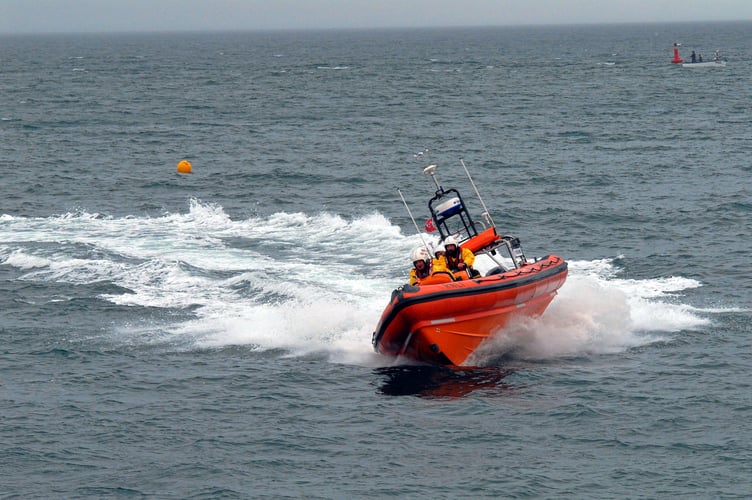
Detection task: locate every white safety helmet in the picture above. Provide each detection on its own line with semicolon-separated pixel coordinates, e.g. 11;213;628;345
434;244;445;255
411;246;430;263
443;235;458;247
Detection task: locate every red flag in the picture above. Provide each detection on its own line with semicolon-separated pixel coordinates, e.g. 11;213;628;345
424;217;436;233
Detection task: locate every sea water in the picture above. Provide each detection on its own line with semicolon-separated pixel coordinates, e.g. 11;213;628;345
1;22;751;498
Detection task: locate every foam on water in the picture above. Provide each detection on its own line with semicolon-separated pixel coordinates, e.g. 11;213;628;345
2;249;50;269
1;201;718;366
472;257;713;363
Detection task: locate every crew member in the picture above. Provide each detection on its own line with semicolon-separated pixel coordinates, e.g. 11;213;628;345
432;243;446;268
408;247;432;285
443;236;478;278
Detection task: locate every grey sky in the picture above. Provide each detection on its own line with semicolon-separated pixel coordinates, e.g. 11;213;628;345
1;0;751;34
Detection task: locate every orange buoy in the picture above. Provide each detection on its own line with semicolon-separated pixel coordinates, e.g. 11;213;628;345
177;160;192;174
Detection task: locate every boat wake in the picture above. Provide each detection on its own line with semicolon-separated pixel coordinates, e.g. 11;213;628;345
0;201;719;367
469;264;710;365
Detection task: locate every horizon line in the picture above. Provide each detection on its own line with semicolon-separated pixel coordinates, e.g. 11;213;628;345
2;18;750;37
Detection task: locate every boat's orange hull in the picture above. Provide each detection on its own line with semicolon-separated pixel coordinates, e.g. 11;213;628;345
372;255;567;366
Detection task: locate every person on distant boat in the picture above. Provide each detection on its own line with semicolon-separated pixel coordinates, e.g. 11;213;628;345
442;235;479;279
714;50;722;61
698;53;703;62
690;50;697;63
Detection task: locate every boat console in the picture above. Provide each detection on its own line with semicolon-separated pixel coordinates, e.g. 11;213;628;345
423;162;528;270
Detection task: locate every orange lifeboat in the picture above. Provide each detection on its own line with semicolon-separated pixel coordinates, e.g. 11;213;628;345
372;159;568;366
372;254;567;366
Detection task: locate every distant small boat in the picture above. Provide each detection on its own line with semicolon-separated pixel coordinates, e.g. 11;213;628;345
671;43;726;68
682;60;726;68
